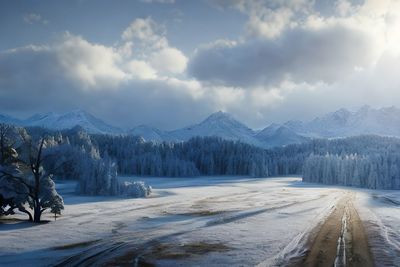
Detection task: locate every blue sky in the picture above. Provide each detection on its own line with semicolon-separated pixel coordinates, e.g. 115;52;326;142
1;0;400;129
0;1;246;53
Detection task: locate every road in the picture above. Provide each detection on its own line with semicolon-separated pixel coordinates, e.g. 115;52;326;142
292;192;374;267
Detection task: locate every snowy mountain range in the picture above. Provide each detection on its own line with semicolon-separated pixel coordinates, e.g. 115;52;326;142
2;105;400;148
0;110;121;135
283;105;400;138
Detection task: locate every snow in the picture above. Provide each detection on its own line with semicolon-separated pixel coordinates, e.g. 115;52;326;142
355;190;400;266
126;106;400;147
128;125;169;142
1;176;400;266
0;110;121;135
3;106;400;148
169;111;262;146
24;110;122;134
255;124;309;147
287;105;400;138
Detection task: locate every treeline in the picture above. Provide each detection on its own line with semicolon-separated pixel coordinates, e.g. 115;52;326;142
91;135;270;177
23;126;272;179
303;153;400;189
12;125;400;191
273;135;400;189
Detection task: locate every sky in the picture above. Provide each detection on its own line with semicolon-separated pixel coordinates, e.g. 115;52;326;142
1;0;400;130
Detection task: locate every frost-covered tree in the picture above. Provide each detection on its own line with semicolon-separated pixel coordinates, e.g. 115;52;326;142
17;125;400;190
119;181;152;198
18;133;64;222
0;128;64;222
76;155;120;196
0;124;30;217
302;153;400;189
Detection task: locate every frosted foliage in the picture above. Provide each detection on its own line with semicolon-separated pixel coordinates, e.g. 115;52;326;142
76;157;152;198
303;153;400;189
39;174;65;212
120;181;152;198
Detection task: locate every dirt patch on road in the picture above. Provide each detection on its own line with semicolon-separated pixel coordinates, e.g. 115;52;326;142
291;193;374;267
162;209;227;217
53;240;100;250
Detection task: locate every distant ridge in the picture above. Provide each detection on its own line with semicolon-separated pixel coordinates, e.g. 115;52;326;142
0;110;121;134
2;105;400;148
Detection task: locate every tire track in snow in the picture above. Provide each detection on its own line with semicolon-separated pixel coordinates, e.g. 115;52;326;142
287;192;374;267
54;194;332;266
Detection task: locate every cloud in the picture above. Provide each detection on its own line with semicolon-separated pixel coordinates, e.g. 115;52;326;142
189;23;375;87
190;0;400;88
211;0;313;39
23;13;48;25
120;17;188;75
4;1;400;130
57;33;126;88
125;60;157;79
150;47;187;74
121;17;168;51
0;42;209;129
0;24;206;129
0;34;281;129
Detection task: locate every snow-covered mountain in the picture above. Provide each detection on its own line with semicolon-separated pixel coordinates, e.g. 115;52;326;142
255;124;309;147
128;125;170;142
3;105;400;148
0;110;121;134
169;111;262;145
128;111;310;148
26;110;122;134
286;105;400;138
0;114;21;125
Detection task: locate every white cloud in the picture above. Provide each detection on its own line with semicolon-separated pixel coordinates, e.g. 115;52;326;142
189;23;376;87
121;17;168;52
150;47;188;74
5;1;400;129
126;60;157;79
23;13;48;25
212;0;313;39
120;17;188;75
56;33;126;89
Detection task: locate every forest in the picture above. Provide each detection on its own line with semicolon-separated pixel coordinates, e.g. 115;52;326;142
2;124;400;222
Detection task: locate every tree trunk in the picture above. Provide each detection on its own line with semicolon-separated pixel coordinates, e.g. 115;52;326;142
33;204;42;223
20;208;33;222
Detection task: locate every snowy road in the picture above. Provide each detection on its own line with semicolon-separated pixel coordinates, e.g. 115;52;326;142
287;192;373;267
1;176;400;266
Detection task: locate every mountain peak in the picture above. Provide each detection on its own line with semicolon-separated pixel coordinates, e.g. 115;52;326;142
169;110;258;145
68;109;88;115
129;124;167;141
204;111;234;122
62;109;91;118
22;110;121;134
359;104;372;111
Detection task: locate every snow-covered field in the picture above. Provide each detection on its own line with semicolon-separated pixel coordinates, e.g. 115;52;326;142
0;176;399;266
